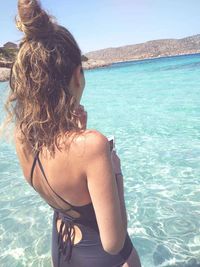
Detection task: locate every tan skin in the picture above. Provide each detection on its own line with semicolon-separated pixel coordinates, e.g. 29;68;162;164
15;65;141;267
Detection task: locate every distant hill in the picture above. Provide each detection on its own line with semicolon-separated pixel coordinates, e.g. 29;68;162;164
3;42;18;50
84;34;200;66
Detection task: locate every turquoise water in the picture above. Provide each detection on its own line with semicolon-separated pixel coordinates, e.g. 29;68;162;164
0;54;200;267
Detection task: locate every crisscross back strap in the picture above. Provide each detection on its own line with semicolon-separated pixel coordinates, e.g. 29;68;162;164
30;151;40;186
36;152;73;208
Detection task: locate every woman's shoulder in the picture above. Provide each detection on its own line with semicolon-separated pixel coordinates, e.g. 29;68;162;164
79;129;110;155
68;129;110;164
83;129;108;143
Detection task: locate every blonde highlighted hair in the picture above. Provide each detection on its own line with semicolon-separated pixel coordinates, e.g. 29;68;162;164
5;0;85;155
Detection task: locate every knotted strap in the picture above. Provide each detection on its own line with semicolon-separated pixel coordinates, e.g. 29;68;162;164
56;212;76;266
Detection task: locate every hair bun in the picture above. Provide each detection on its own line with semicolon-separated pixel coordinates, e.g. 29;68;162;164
17;0;54;39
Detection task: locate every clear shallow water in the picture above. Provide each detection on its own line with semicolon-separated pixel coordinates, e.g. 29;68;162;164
0;54;200;267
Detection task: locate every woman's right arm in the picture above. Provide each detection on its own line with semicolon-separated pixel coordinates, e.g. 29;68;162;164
84;130;126;254
111;150;128;231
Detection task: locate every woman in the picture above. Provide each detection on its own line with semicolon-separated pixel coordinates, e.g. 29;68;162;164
5;0;141;266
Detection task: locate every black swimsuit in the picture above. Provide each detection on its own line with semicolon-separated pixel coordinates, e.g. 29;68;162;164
30;151;134;267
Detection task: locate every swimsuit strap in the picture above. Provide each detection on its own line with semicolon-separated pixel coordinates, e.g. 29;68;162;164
36;152;73;208
30;151;40;186
57;212;76;265
29;150;72;212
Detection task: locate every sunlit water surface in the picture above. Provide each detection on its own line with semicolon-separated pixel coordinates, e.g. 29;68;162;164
0;54;200;267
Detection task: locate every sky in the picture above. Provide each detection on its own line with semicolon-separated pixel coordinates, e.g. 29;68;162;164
0;0;200;53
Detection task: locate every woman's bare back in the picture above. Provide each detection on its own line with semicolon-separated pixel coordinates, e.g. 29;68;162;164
15;129;93;207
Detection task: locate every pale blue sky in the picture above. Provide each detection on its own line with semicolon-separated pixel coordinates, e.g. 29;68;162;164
0;0;200;53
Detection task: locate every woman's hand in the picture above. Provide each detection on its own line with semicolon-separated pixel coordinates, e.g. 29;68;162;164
74;104;87;129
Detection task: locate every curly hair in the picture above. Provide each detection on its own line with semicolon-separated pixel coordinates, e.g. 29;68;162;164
4;0;85;156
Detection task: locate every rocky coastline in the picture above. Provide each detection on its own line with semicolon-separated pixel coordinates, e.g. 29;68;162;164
0;67;10;82
82;59;111;70
83;51;200;70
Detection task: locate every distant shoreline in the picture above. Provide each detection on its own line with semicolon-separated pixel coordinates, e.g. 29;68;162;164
1;33;200;80
83;52;200;71
1;52;200;82
84;34;200;70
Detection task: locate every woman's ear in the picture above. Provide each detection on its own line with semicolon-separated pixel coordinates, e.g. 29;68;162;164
68;65;85;105
72;65;83;88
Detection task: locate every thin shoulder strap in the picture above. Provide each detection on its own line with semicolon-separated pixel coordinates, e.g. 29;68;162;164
30;151;40;186
36;152;73;208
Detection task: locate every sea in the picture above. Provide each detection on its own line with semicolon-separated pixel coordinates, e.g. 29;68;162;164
0;54;200;267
